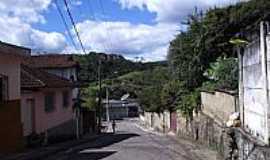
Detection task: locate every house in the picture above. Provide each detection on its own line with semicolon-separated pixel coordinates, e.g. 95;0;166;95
24;54;79;100
24;54;83;137
0;42;30;153
238;21;270;144
20;65;75;142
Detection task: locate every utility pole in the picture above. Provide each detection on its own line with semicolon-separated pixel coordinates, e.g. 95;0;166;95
106;87;110;122
98;58;102;133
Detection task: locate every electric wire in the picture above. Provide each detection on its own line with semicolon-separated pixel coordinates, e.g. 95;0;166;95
55;0;79;52
63;0;87;54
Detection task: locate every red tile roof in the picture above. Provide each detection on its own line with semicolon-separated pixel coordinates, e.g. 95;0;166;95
21;65;74;89
0;41;31;57
23;54;78;69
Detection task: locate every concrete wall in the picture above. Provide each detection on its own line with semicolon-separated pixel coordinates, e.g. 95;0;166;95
201;91;238;124
239;22;270;144
140;111;170;133
242;38;267;142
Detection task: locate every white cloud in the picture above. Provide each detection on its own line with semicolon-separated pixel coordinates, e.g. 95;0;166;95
0;0;52;23
76;20;179;61
0;0;68;53
0;15;67;53
116;0;243;23
72;0;83;6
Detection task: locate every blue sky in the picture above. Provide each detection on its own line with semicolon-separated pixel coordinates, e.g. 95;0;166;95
35;0;156;32
0;0;241;61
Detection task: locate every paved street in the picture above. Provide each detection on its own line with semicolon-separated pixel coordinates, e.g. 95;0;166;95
45;119;220;160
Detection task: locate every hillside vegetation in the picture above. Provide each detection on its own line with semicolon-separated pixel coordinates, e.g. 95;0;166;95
75;52;167;83
81;0;270;115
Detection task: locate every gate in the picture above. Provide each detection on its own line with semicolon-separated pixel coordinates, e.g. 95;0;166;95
82;109;96;134
170;112;177;133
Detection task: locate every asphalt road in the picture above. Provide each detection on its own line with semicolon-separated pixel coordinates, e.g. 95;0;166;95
45;119;220;160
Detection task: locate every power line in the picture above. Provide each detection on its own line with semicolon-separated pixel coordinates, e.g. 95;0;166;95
63;0;87;54
55;0;79;52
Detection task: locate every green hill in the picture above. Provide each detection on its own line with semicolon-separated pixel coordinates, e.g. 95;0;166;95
75;52;167;83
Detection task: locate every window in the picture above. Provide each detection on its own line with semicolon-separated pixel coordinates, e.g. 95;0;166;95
45;92;55;112
0;75;8;102
62;91;70;108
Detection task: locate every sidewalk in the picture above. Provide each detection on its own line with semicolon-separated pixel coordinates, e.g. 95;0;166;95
1;134;105;160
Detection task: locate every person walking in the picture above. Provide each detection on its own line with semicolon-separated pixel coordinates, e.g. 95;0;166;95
112;119;116;133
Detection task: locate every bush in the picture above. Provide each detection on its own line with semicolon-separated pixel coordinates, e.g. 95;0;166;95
161;80;188;111
204;57;238;90
177;91;200;117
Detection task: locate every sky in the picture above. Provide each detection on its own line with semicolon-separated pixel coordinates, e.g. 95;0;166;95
0;0;243;61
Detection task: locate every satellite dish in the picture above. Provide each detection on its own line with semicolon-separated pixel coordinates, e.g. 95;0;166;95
121;93;130;101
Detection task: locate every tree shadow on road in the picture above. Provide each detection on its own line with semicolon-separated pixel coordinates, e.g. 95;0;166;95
83;133;140;149
68;133;140;160
70;151;117;160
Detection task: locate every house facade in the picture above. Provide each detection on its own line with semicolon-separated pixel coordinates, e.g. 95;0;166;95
0;42;30;153
24;54;79;100
24;54;83;138
20;65;75;141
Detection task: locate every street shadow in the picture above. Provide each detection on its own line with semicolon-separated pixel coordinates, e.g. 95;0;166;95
66;133;139;159
71;151;117;160
83;133;140;149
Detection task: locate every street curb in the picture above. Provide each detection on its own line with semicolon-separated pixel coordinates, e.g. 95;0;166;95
2;134;106;160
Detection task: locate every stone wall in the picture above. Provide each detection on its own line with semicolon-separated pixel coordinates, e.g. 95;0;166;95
176;90;270;160
232;128;270;160
176;111;231;159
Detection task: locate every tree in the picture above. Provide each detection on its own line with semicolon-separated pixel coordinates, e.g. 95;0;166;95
81;86;98;110
161;80;187;112
204;57;238;90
